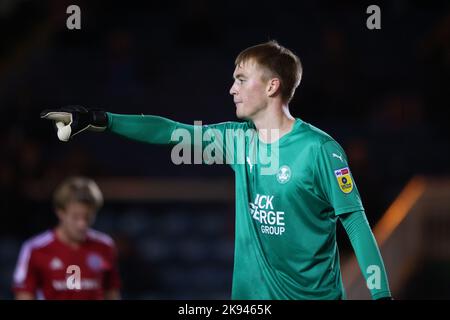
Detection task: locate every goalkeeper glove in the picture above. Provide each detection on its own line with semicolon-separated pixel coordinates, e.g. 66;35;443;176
40;106;108;141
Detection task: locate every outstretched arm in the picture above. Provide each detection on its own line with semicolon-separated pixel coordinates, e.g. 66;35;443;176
106;113;196;145
339;210;392;300
41;106;242;166
40;106;196;144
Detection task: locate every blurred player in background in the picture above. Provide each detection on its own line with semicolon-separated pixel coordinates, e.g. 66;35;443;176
41;41;391;300
13;177;120;299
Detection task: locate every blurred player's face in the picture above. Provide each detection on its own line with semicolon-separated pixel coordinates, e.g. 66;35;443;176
57;201;96;243
230;59;270;120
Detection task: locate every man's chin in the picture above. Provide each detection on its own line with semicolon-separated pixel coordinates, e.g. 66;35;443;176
235;110;247;120
71;233;87;243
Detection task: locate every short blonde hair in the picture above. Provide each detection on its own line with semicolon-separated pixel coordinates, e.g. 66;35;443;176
235;40;302;103
53;176;104;211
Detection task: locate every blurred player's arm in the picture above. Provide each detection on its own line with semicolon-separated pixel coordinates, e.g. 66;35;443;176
103;243;122;300
15;292;35;300
104;289;120;300
339;210;392;300
12;243;38;300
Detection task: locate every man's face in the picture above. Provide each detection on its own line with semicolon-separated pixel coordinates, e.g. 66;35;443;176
57;201;96;243
229;59;269;120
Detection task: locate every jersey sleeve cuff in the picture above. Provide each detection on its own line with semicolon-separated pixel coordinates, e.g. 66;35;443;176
106;112;114;130
334;205;365;216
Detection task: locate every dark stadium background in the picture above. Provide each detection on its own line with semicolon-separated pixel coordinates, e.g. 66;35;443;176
0;0;449;299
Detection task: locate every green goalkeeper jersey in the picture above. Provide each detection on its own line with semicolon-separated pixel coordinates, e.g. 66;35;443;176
222;118;364;299
107;114;370;300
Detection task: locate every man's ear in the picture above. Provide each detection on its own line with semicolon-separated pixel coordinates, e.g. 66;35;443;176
266;78;281;98
56;208;65;220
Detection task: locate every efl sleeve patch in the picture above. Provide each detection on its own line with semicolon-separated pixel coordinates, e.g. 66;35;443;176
334;167;354;194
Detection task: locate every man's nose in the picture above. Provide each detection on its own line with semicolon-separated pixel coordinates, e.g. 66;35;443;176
229;84;237;96
77;219;89;229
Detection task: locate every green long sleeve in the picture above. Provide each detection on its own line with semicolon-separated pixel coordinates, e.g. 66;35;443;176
105;112;247;167
339;210;392;299
106;112;198;145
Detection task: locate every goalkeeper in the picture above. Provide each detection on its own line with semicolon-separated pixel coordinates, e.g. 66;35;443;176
41;41;392;300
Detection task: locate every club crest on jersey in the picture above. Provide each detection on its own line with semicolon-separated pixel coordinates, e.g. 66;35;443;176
276;165;291;184
86;253;103;272
334;167;353;193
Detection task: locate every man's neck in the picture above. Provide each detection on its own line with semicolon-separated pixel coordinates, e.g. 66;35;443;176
55;226;82;249
252;104;296;143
